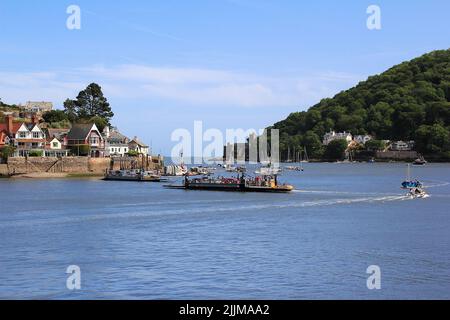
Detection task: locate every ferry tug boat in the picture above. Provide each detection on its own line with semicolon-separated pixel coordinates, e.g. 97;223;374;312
165;172;294;193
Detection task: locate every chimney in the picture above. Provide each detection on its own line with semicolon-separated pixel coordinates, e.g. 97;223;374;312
6;115;13;133
103;126;110;138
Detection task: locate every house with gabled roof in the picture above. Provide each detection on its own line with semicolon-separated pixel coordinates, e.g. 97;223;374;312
0;131;11;147
14;123;47;156
0;115;21;147
44;128;70;157
0;114;48;157
103;126;130;157
128;136;149;156
67;123;105;157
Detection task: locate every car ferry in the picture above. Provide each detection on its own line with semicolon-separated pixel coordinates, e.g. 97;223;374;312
165;173;294;193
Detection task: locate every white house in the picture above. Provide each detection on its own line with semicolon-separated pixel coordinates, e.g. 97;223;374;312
49;137;62;149
14;123;47;156
103;126;130;157
128;136;149;156
323;131;353;146
391;141;415;151
109;144;129;157
44;137;70;157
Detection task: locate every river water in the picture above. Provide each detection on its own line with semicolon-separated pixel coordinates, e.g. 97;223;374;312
0;163;449;299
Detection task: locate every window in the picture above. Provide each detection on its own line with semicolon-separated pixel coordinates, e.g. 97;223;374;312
32;132;40;139
19;132;27;138
53;142;59;148
89;137;99;145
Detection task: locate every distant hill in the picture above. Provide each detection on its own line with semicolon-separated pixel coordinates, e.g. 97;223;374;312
270;49;450;159
0;101;20;112
0;101;21;121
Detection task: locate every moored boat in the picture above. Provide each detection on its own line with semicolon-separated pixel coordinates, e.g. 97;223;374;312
412;156;427;166
255;163;282;175
104;169;167;182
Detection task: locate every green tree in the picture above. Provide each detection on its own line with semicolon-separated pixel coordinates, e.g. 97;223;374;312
0;146;16;161
425;101;450;126
75;83;114;123
305;110;321;130
270;49;450;155
415;124;450;154
63;98;78;122
365;139;386;151
28;150;43;157
324;139;348;161
43;110;69;123
302;131;324;159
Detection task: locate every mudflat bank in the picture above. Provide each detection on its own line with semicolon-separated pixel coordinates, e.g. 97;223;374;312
7;172;103;179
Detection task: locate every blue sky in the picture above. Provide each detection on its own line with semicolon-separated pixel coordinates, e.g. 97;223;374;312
1;0;449;154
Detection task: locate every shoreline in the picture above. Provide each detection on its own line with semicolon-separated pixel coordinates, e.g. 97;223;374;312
3;172;104;180
1;161;449;180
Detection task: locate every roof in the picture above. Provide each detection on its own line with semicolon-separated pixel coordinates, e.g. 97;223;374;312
0;122;22;134
47;128;70;139
129;138;148;148
67;123;97;140
108;129;129;144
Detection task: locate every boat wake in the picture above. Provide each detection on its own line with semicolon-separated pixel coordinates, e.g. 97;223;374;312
0;194;413;228
422;180;450;188
293;189;395;196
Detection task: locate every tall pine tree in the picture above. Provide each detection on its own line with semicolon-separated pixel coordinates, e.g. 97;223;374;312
64;83;114;124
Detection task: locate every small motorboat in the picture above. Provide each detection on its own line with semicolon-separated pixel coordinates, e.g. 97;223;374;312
255;162;282;175
409;187;428;199
285;166;304;172
412;156;427;166
401;164;428;198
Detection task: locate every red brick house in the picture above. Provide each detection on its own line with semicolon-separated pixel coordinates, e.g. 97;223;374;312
0;115;21;147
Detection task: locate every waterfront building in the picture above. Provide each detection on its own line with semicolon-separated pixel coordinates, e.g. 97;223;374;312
67;123;105;157
14;123;47;156
44;137;70;157
0;115;21;147
103;126;130;157
128;137;149;156
391;141;415;151
0;131;10;147
323;131;353;146
46;128;70;147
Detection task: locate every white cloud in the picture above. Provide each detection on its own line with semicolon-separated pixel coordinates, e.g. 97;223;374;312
0;65;362;109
